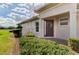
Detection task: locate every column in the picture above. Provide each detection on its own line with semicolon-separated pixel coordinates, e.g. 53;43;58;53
69;4;77;38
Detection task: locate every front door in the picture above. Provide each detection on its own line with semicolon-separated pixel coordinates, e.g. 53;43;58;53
46;20;54;37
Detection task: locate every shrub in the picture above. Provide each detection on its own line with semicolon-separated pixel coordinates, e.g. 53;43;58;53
17;24;22;29
19;36;75;55
26;32;35;37
68;38;79;52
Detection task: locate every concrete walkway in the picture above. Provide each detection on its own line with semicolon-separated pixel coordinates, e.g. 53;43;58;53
11;38;19;55
44;38;68;45
10;34;19;55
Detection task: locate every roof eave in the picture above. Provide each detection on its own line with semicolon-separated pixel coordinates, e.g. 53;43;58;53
35;3;60;13
18;16;39;24
34;3;49;13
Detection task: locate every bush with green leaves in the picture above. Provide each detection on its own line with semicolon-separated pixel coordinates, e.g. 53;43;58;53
17;24;22;29
68;38;79;52
19;36;75;55
26;32;35;37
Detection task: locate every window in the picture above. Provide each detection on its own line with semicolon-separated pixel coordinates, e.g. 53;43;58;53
60;18;68;25
35;22;39;32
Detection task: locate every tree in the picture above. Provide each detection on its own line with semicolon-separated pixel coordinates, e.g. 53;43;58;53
17;24;22;29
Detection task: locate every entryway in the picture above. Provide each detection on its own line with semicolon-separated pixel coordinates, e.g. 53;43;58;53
45;20;54;37
43;12;69;39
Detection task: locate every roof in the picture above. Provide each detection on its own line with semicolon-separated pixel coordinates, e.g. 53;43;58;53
35;3;59;13
18;16;39;24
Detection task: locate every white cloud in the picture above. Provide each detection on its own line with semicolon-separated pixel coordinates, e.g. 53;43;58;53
17;3;32;9
6;17;16;23
12;7;30;14
5;3;13;6
0;3;13;8
17;3;27;7
8;12;17;17
0;4;8;8
7;12;28;20
0;16;16;27
0;17;16;24
0;17;7;23
7;12;17;19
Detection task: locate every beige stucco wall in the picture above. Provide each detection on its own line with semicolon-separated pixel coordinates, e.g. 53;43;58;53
77;13;79;38
21;22;33;36
54;15;70;39
21;20;41;37
39;3;77;39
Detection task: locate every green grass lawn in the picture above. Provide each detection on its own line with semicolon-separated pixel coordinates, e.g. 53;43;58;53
0;29;15;54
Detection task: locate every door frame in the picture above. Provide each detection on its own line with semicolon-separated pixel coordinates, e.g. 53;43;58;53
44;20;54;37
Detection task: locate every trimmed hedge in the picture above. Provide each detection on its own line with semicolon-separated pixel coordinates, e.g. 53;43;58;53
19;36;75;55
68;38;79;52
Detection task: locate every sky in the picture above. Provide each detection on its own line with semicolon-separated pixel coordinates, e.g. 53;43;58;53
0;3;39;27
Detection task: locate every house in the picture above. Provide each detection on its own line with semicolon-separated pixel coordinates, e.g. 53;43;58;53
19;16;40;37
19;3;79;39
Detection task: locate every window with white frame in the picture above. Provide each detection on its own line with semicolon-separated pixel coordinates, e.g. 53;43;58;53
60;17;68;25
35;21;39;32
